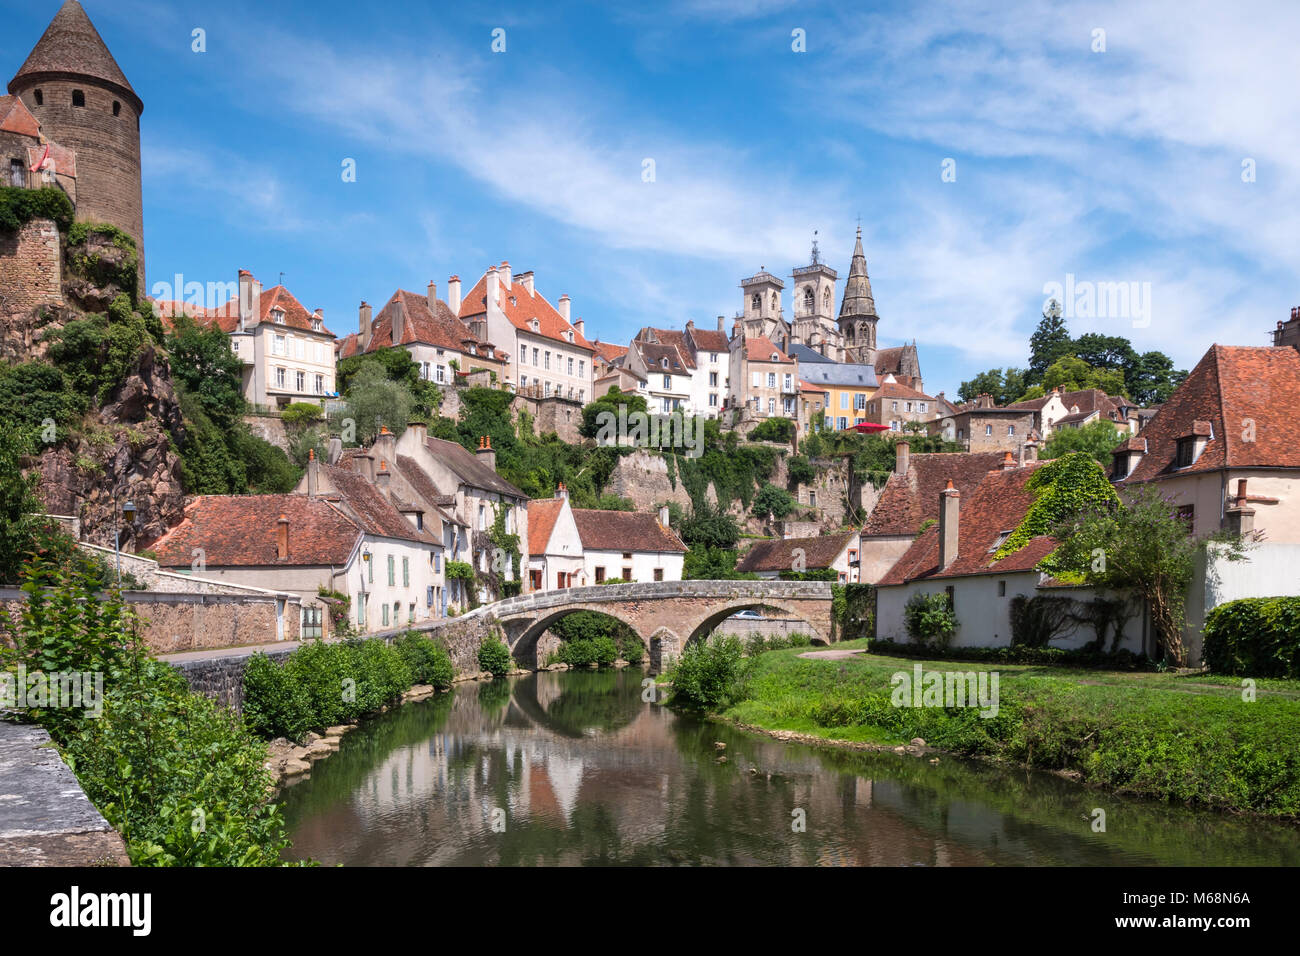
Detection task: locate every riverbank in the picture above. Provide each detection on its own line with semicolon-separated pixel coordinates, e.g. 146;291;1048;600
718;641;1300;819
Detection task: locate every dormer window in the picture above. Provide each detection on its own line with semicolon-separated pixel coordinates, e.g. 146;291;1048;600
311;318;322;332
531;318;539;332
661;358;668;368
272;309;285;325
770;353;779;361
1175;422;1212;469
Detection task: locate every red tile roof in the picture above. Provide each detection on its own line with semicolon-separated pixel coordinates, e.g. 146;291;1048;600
0;94;40;137
1120;345;1300;483
152;495;361;568
592;341;628;364
173;277;335;338
527;498;566;556
321;464;440;546
572;509;687;553
458;269;594;352
877;462;1054;585
687;327;731;353
875;381;935;402
363;290;503;360
863;451;1008;537
743;335;792;363
736;531;856;573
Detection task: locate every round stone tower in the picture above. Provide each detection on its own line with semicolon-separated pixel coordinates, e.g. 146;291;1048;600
7;1;144;294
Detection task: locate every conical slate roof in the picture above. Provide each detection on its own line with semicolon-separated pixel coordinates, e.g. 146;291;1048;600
838;228;877;318
8;1;141;113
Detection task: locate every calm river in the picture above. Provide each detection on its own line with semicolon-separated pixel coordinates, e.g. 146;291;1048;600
279;668;1300;866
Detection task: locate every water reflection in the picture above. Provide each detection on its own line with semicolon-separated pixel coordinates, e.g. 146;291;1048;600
279;669;1300;867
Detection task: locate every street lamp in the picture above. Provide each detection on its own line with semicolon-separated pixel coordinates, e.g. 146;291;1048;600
114;496;136;586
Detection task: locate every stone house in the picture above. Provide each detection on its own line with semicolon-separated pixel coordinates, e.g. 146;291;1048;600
573;505;687;585
457;261;595;403
526;488;585;591
736;530;861;583
634;321;731;417
391;422;530;598
857;444;1016;584
334;284;506;386
627;339;693;414
875;461;1144;654
930;393;1038;453
728;329;798;421
1007;387;1137;440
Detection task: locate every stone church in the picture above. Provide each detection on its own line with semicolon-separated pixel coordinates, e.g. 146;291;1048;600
736;229;923;391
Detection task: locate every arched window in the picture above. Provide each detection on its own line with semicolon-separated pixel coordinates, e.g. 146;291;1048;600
823;288;831;310
803;287;814;312
72;90;85;107
771;291;779;310
751;293;760;311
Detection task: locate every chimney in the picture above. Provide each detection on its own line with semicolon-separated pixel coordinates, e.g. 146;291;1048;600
427;281;437;311
448;275;462;313
574;318;585;338
238;270;261;332
686;319;695;331
359;301;373;350
392;297;406;346
939;480;960;570
557;481;567;500
327;435;343;465
659;505;670;527
376;459;392;494
499;262;511;289
895;439;910;476
374;425;396;467
519;271;534;295
486;267;499;308
276;514;289;560
407;420;428;447
717;315;725;332
307;448;319;497
1001;451;1016;471
559;294;571;323
477;435;496;471
354;452;375;482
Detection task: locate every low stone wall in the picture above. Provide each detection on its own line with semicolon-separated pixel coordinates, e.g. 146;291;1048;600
1;587;299;655
169;645;297;713
714;616;815;640
243;414;289;452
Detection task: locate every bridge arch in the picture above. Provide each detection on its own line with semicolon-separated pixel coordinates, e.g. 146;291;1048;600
684;599;831;648
505;605;649;669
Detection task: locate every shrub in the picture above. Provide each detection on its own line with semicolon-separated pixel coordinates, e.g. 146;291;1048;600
619;635;645;664
558;636;618;667
394;631;455;689
1204;597;1300;678
903;592;959;648
284;640;356;725
242;653;312;741
478;637;512;677
348;638;412;714
0;185;74;233
280;402;324;426
668;635;748;711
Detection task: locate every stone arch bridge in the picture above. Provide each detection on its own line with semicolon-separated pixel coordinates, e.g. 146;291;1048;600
476;581;836;670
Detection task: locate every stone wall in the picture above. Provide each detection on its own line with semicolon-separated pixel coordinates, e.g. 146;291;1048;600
606;448;716;512
169;645;296;713
511;392;584;444
0;218;62;328
243;413;289;452
1;587;299;656
714;615;818;640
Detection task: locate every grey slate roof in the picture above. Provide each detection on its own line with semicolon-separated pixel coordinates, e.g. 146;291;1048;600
798;361;880;389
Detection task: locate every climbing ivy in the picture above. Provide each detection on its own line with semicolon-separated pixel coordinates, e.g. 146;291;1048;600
994;451;1120;559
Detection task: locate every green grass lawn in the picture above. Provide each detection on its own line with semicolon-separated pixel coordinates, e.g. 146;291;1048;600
722;641;1300;818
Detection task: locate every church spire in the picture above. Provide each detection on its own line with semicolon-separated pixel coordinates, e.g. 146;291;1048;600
838;226;877;319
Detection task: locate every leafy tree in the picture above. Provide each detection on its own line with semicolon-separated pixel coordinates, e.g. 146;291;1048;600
786;454;815;487
958;367;1028;406
164;314;245;430
679;503;740;550
579;386;649;439
44;295;152;403
1041;419;1124;466
1041;355;1127;397
0;362;85;435
748;417;795;444
1125;351;1187;406
1044;484;1248;666
0;425;45;584
995;451;1120;559
751;482;796;521
683;546;757;580
343;362;413;444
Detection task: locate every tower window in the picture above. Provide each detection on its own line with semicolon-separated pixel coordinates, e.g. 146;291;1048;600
72;90;85;107
33;89;43;106
112;100;121;116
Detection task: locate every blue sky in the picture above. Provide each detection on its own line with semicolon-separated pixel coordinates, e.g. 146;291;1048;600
4;0;1297;398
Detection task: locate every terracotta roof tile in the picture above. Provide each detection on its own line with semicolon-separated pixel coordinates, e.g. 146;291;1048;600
1120;345;1300;483
152;494;360;568
744;336;793;363
320;464;439;545
736;531;855;573
863;452;1007;537
527;498;565;556
877;462;1054;585
572;509;687;553
424;436;527;500
458;269;594;352
364;290;503;360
